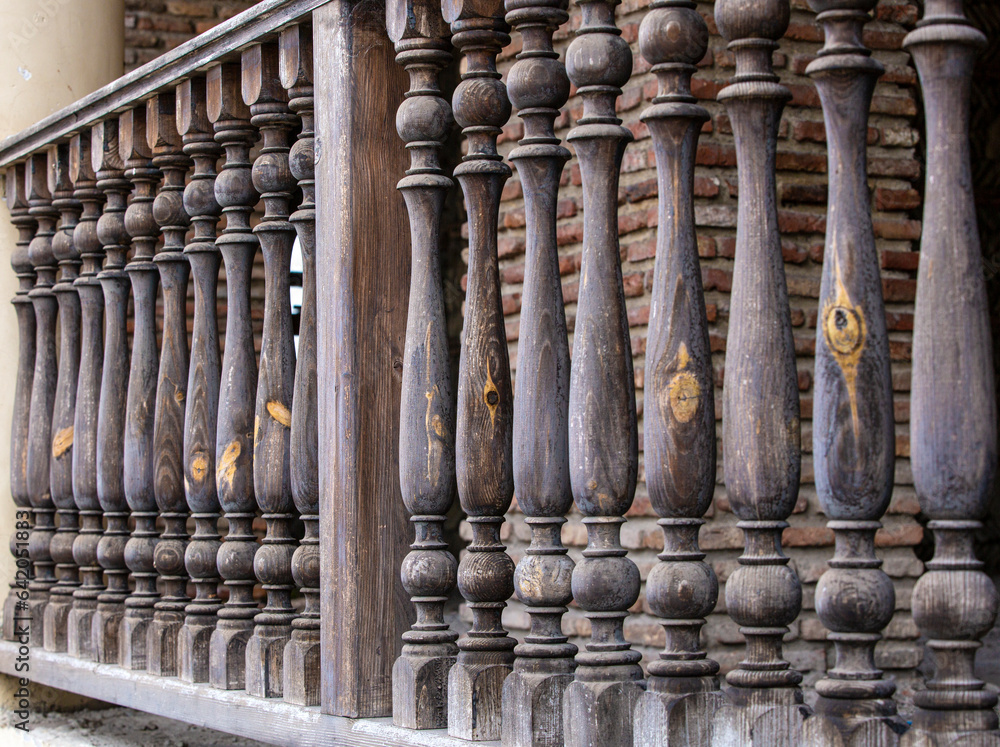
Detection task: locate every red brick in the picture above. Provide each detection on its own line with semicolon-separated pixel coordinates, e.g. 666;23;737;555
882;250;920;272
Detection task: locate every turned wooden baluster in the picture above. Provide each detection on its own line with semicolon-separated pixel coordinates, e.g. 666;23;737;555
3;164;36;643
208;61;261;692
147;93;193;677
632;5;722;746
67;131;106;660
279;24;320;708
713;1;809;743
91;117;133;664
43;143;84;653
24;153;60;643
117;106;162;671
243;42;299;699
903;4;999;745
386;0;458;729
177;75;224;685
803;3;905;744
500;0;575;745
561;1;643;745
441;0;516;739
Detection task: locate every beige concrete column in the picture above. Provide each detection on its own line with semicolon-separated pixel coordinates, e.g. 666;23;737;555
0;0;124;697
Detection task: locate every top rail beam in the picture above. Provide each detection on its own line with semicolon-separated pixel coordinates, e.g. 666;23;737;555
0;0;328;169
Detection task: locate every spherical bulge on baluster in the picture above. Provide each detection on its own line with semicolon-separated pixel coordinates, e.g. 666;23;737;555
725;563;801;627
214;166;256;210
50;532;77;569
288;138;314;184
291;543;319;590
646;559;718;621
571;556;640;612
815;567;894;634
124;199;158;240
912;570;998;641
251;151;295;197
97;208;129;248
452;77;512;131
73;218;101;259
807;0;877;12
513;553;574;607
124;534;158;571
565;33;632;90
397;95;453;145
714;0;789;42
155;539;188;577
638;6;708;67
52;225;76;264
153;188;188;229
401;549;458;598
11;236;31;276
253;543;296;587
96;533;127;572
73;531;101;568
185;535;222;580
457;550;516;603
216;537;258;580
183;177;220;219
28;230;56;268
507;56;570;111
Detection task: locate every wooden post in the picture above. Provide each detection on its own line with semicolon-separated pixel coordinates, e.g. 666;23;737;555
802;2;906;744
176;75;224;685
147;92;192;677
66;130;106;661
385;0;458;730
903;4;999;745
561;0;644;744
25;152;59;644
207;61;261;692
500;0;575;744
442;0;517;739
632;4;722;746
313;0;411;718
711;1;809;744
43;143;83;653
280;23;321;708
3;163;35;644
91;117;133;665
117;105;162;672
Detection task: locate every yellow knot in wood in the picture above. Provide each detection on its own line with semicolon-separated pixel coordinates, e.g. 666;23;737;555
483;368;500;426
217;440;242;488
52;426;74;458
266;400;292;428
824;305;862;356
190;452;209;483
668;371;700;424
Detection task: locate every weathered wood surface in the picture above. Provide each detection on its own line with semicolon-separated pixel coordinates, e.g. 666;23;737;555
903;3;999;745
43;143;83;653
25;152;60;643
280;23;321;709
387;0;458;730
208;61;261;692
314;0;412;718
117;105;163;672
803;2;905;745
147;93;193;678
67;130;106;661
632;4;722;746
561;1;643;745
92;118;133;665
442;0;517;739
176;75;225;685
500;0;575;745
4;163;36;643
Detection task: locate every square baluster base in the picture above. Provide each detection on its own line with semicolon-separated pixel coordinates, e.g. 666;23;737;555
245;624;291;699
448;659;513;741
209;621;253;690
563;678;645;747
27;595;48;645
283;629;321;706
392;651;456;729
147;611;184;676
634;688;725;747
91;604;123;663
177;619;216;683
900;710;1000;747
43;595;74;652
713;686;810;747
803;697;908;747
501;668;575;747
4;589;24;641
66;603;96;659
118;609;153;670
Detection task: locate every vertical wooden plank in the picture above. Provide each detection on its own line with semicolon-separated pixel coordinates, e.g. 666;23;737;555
314;0;412;718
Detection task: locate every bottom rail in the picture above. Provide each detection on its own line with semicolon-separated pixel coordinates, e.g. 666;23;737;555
0;642;494;747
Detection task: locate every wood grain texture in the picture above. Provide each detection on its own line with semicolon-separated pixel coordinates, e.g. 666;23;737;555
43;142;84;654
314;0;412;718
903;3;1000;743
387;0;458;730
500;0;575;744
561;1;644;744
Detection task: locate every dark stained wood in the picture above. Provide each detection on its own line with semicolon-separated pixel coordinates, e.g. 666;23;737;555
3;163;36;643
903;4;1000;744
279;23;321;708
632;5;722;745
67;130;106;661
25;152;60;644
177;75;225;685
803;3;905;745
386;0;458;730
313;0;412;718
712;1;809;743
500;0;575;744
561;1;643;745
43;143;84;653
207;61;261;692
117;105;163;672
441;0;517;739
91;117;133;665
147;92;193;677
